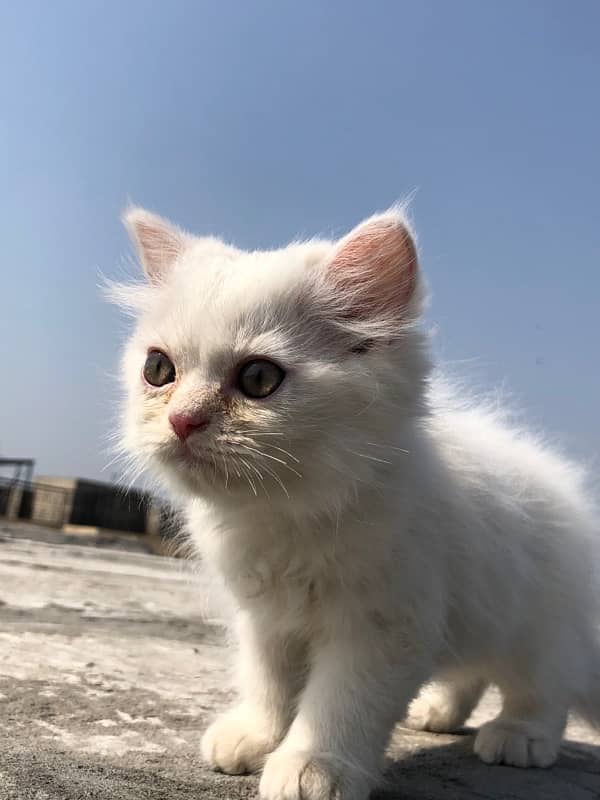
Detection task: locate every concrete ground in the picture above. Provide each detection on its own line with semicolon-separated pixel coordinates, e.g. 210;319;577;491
1;522;600;799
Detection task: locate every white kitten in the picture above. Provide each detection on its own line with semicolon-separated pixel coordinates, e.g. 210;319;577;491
113;205;599;800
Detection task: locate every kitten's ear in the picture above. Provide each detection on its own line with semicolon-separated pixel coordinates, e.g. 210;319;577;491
123;207;190;282
326;209;420;321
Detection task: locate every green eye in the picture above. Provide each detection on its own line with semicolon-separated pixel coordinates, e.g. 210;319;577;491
143;350;176;387
237;359;285;399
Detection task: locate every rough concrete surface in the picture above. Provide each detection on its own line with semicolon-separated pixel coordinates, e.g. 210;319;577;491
1;522;600;799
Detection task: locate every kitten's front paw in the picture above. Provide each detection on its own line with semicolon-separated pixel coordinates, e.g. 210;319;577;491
201;707;278;774
474;719;559;768
259;748;369;800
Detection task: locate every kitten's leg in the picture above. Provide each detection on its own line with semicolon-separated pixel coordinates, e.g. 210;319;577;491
202;611;305;774
474;679;568;768
406;671;487;733
259;636;429;800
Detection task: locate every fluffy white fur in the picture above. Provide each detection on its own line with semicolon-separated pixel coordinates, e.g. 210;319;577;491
113;205;599;800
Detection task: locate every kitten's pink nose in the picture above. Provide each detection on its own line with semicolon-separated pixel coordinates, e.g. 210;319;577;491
169;411;210;441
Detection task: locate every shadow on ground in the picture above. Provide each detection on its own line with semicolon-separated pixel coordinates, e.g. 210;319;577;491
382;731;600;799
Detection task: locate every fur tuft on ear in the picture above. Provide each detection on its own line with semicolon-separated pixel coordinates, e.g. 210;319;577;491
326;208;421;323
123;207;190;282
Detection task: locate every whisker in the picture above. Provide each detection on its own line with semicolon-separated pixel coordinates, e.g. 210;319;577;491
347;450;392;465
221;454;230;489
102;452;125;472
253;441;301;464
239;455;263;482
237;458;258;496
241;431;287;438
366;442;410;454
228;433;301;465
256;462;290;499
323;454;387;492
236;444;303;478
245;459;271;500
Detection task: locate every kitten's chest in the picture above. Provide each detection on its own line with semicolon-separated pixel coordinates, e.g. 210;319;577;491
197;504;396;634
232;546;328;625
229;538;394;640
215;525;345;632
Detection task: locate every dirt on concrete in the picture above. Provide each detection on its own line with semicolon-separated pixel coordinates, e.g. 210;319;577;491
1;521;600;799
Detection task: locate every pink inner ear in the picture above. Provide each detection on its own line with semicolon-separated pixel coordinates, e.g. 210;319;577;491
135;220;185;278
124;208;188;282
328;217;418;319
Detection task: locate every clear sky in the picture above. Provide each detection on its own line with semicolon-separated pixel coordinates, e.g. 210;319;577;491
1;0;599;482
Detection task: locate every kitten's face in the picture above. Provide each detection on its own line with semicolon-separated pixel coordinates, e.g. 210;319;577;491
118;209;428;508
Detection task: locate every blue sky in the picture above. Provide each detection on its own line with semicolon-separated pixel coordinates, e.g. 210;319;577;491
1;0;599;481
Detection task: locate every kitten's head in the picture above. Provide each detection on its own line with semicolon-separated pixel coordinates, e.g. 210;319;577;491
113;206;430;511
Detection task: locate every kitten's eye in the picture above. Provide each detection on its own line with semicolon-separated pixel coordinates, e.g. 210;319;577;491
143;350;176;387
237;359;285;399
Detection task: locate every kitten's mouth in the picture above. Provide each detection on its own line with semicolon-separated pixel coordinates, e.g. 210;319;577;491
168;443;256;495
162;436;299;496
174;442;217;469
165;443;225;486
